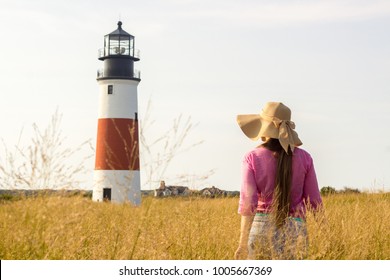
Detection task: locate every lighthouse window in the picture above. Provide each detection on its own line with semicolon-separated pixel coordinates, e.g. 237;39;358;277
108;85;113;94
103;188;112;201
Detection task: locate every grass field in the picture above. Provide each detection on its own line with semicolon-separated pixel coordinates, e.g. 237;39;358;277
0;193;389;260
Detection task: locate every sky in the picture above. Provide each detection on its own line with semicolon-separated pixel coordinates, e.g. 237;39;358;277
0;0;389;192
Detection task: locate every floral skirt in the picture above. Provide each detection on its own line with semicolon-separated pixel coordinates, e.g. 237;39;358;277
248;214;308;260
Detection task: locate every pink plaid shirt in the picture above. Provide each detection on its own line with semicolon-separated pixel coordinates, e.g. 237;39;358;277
238;146;322;218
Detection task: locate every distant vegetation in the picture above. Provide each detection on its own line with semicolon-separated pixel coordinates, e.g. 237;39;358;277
320;186;362;195
0;193;389;260
0;185;374;202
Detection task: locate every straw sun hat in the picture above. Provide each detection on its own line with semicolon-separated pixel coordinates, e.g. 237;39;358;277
236;102;302;154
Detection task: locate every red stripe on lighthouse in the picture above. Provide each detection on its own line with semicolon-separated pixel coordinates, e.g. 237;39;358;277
95;118;140;170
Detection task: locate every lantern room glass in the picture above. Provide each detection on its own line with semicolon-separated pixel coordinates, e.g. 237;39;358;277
104;34;134;57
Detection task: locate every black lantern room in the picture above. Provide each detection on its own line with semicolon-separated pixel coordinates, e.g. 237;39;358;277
97;21;140;81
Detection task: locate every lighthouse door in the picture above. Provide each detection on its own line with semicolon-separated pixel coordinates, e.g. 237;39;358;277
103;188;112;202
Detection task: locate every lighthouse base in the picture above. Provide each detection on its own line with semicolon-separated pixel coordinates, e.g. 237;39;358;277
92;170;141;205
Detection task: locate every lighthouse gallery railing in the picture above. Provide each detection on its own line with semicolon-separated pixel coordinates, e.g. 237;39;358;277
97;69;141;79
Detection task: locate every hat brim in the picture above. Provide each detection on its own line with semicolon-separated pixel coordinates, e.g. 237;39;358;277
236;114;262;141
237;114;302;147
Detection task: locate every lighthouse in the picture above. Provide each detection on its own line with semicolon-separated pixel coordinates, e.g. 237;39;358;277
93;21;141;205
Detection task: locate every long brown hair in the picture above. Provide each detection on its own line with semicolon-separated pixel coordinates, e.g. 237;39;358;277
262;138;293;227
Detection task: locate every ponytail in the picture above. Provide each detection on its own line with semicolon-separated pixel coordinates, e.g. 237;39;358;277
262;138;293;227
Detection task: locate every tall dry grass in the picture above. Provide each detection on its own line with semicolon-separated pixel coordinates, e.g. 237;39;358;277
307;192;390;259
140;99;213;189
0;110;93;190
0;193;389;260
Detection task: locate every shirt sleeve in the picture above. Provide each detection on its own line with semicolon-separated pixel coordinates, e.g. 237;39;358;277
238;154;259;216
303;155;323;211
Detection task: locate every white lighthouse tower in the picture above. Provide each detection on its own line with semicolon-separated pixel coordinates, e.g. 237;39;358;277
93;21;141;205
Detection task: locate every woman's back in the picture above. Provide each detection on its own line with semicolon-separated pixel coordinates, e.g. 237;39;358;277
238;146;322;219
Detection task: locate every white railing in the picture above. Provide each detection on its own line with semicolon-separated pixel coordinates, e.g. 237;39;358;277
97;69;141;79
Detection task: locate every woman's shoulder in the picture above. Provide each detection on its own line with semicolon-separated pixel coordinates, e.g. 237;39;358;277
243;146;273;161
245;146;272;156
293;147;314;163
244;146;314;162
294;147;310;155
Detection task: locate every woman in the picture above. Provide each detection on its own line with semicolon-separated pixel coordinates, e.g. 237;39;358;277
234;102;322;260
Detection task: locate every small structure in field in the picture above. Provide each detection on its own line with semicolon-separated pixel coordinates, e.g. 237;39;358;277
154;181;190;197
199;186;226;197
